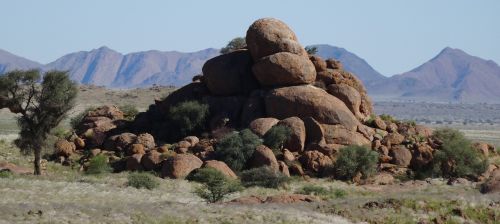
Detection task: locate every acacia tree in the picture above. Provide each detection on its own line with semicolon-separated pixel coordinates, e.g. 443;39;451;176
0;70;77;175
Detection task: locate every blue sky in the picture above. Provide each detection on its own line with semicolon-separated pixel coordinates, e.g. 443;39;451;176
1;0;499;76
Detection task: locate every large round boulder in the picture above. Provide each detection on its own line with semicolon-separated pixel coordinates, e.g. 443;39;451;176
246;18;307;60
141;150;163;171
249;117;279;137
277;117;306;152
161;154;203;179
202;49;259;96
322;124;371;146
389;146;412;167
202;160;237;179
249;145;279;171
54;139;76;157
265;85;360;130
299;150;333;173
252;52;316;87
327;84;363;120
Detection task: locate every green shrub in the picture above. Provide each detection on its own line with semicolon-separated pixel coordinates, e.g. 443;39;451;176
240;166;290;189
263;125;292;152
127;172;160;190
428;128;488;178
192;168;242;203
220;37;246;54
0;170;13;178
215;129;261;172
70;107;95;130
334;145;378;180
119;104;139;121
305;46;318;55
379;114;396;123
86;154;112;175
168;101;209;139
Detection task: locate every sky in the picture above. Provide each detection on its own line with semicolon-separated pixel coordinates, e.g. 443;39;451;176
0;0;499;76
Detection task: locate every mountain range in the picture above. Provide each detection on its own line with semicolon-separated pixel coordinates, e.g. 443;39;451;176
1;45;499;103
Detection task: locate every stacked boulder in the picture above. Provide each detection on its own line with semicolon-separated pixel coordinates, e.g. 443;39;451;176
143;18;379;177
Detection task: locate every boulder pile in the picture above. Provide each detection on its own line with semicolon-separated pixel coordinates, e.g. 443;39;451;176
65;18;498;183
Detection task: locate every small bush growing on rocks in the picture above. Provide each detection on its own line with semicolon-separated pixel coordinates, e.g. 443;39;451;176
86;154;111;175
334;145;378;180
240;166;290;189
127;172;160;190
191;168;242;203
379;114;396;123
220;37;246;54
167;101;209;139
428;128;488;178
215;129;262;172
263;125;292;153
119;104;139;121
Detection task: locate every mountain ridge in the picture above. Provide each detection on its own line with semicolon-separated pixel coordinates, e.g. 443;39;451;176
1;46;500;103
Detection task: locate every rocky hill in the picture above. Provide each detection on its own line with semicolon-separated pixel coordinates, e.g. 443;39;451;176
367;47;500;103
50;18;495;187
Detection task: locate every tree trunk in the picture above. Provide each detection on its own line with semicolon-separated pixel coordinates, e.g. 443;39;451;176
34;148;41;175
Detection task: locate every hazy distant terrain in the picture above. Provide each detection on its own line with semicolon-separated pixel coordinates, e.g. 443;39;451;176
1;46;500;103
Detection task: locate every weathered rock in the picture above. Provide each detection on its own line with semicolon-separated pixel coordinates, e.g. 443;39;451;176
141;150;163;171
278;117;306;152
90;148;101;157
278;161;290;177
415;125;433;138
326;59;342;69
161;154;203;179
322;124;371;146
136;133;156;150
177;141;192;149
382;132;405;147
303;117;325;145
411;144;434;169
309;55;327;72
386;122;398;133
306;143;342;157
183;136;200;147
126;154;143;171
289;162;305;176
282;149;295;162
107;133;137;152
252;52;316;87
299;150;333;173
202;49;258;96
202;160;237;179
128;144;145;155
54;139;76;157
373;117;387;130
87;105;124;120
74;137;85;149
246;18;307;60
473;142;490;157
327;84;363;120
265;85;360;130
481;169;500;194
249;117;279;137
389;146;412;167
249;145;279;171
